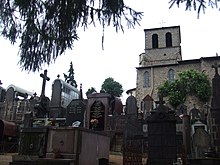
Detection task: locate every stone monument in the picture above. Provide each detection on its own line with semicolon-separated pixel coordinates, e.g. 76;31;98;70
34;70;50;118
147;93;177;165
86;93;112;131
210;62;220;156
66;98;87;127
123;95;144;165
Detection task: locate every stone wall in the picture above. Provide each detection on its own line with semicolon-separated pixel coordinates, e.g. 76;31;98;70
136;57;220;111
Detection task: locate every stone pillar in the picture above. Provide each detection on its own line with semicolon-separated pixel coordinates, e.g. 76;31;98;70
210;63;220;156
182;115;191;157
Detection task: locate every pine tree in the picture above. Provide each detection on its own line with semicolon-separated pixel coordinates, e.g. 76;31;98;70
63;62;77;88
0;0;142;72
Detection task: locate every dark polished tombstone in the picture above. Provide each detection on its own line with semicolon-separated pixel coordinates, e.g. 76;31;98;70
49;78;65;118
89;100;105;131
147;94;177;165
66;99;87;126
86;93;112;131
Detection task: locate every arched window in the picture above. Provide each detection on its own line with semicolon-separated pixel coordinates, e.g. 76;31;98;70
152;34;158;48
167;69;175;81
166;32;172;47
144;71;151;88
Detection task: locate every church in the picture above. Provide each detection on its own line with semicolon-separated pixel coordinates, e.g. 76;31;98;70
132;25;220;115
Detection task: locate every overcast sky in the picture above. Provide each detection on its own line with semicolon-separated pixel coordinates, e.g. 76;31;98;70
1;0;220;103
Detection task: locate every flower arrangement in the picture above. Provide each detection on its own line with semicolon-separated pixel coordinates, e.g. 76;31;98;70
90;118;99;129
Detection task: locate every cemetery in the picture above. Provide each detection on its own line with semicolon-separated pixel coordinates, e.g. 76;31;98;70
0;64;220;165
1;46;220;164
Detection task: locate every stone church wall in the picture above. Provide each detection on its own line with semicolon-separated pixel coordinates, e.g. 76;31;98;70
136;59;220;111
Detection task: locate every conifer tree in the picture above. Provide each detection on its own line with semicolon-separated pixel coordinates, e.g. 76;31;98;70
64;62;77;88
0;0;142;72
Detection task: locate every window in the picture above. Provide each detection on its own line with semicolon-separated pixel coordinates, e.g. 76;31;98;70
144;71;151;88
152;34;158;48
166;32;172;47
168;69;175;81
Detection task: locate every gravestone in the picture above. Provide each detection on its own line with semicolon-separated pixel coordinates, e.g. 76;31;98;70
89;100;105;131
0;86;6;102
86;93;111;131
147;94;176;165
210;63;220;156
50;78;62;107
5;87;15;121
5;87;15;102
192;125;211;158
49;78;65;118
123;137;143;165
35;70;50;118
123;95;144;165
125;95;138;118
182;115;191;159
40;70;50;97
66;99;87;127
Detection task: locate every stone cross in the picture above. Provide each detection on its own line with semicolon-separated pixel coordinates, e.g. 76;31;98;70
159;20;166;27
158;94;165;105
155;93;166;111
212;62;220;75
40;70;50;96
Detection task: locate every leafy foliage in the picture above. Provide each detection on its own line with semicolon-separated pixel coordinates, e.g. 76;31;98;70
158;69;211;108
101;77;123;97
63;61;77;88
169;0;220;17
0;0;143;72
86;87;97;96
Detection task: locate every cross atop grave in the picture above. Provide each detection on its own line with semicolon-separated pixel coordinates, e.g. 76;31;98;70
155;92;168;112
212;62;220;76
33;92;37;97
40;70;50;97
0;80;2;86
155;93;165;105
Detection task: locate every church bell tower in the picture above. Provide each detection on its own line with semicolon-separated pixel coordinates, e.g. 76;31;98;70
139;26;182;67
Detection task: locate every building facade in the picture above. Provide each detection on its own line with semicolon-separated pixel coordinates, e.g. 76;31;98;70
135;25;220;114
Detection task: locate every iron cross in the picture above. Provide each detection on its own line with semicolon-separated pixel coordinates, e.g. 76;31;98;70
40;70;50;96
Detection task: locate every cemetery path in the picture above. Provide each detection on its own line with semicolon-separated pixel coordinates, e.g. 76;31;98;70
0;153;16;165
